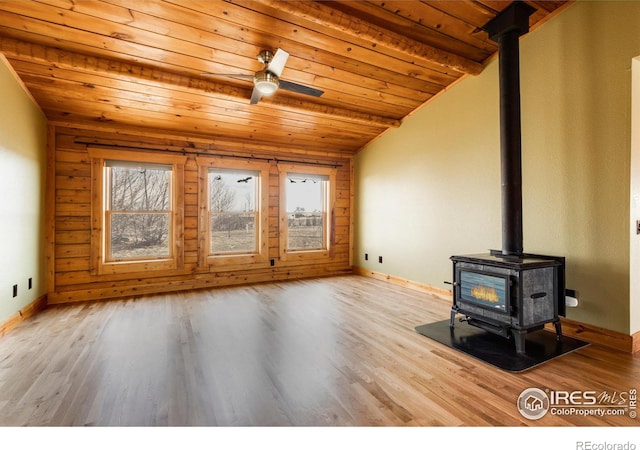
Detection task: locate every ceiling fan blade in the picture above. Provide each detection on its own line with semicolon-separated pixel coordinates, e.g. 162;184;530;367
279;80;324;97
250;87;263;104
267;48;289;77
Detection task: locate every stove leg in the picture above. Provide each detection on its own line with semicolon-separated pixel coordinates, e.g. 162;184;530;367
512;329;526;355
554;320;562;341
449;309;456;328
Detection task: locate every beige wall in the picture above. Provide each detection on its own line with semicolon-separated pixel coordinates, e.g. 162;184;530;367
631;57;640;335
0;55;47;323
355;0;640;335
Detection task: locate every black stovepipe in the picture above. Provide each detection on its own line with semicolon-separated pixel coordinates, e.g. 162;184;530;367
482;2;536;256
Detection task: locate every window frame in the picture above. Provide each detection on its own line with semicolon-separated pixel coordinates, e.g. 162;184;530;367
278;163;336;262
197;157;270;268
88;148;186;275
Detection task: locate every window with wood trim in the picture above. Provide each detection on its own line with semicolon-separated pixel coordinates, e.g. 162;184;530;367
278;164;336;261
88;149;185;275
105;161;172;261
198;158;270;267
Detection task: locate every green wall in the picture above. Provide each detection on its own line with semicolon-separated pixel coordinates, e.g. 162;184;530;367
630;56;640;336
0;56;47;323
355;1;640;335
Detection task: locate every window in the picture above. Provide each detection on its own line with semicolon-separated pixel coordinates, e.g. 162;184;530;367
285;173;328;250
198;158;270;267
89;149;185;274
209;168;259;254
105;161;172;261
278;164;336;260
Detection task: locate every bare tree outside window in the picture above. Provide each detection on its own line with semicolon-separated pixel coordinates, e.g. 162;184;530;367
209;169;258;254
106;163;172;260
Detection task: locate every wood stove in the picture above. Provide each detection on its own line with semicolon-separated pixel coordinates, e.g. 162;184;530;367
450;251;565;354
449;3;566;354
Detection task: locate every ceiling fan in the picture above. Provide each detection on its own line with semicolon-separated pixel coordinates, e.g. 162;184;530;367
202;48;324;104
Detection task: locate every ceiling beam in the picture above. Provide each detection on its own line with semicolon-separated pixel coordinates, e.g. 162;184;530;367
0;37;401;129
257;0;484;76
54;122;356;159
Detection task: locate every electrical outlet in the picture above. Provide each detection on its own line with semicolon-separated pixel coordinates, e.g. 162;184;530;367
28;278;33;290
12;284;18;298
365;253;368;261
378;256;383;263
636;220;640;235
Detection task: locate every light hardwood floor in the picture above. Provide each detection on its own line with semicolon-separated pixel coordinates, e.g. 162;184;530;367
0;275;638;426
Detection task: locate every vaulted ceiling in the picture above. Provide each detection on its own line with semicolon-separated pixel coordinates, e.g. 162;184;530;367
0;0;571;156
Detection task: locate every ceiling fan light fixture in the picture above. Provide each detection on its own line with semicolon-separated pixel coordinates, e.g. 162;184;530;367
254;70;279;95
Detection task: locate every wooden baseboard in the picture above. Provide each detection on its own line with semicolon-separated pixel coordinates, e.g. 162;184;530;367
0;295;48;337
545;318;639;354
354;266;639;354
353;266;452;304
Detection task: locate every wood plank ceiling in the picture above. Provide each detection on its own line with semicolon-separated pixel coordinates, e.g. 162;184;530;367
0;0;571;156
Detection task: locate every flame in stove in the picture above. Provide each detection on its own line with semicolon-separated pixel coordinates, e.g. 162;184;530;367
470;284;500;303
